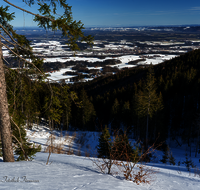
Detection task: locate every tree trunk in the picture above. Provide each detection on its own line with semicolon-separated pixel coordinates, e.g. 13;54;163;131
0;35;15;162
195;116;200;157
146;113;149;149
146;95;150;149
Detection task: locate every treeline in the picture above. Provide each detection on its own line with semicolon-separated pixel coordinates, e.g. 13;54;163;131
6;49;200;149
43;59;121;72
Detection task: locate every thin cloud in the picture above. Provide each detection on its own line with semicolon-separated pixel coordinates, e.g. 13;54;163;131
124;10;183;16
189;7;200;11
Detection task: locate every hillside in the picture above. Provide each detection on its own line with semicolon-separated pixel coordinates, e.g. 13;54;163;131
70;49;200;149
1;127;200;190
5;49;200;159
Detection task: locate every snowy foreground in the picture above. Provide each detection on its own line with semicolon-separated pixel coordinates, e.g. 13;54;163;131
0;127;200;190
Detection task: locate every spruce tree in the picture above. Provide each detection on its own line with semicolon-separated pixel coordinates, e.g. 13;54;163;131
12;123;41;161
160;145;170;164
97;126;111;158
169;152;176;165
44;85;63;129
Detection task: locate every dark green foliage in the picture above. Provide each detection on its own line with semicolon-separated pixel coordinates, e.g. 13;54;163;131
61;85;72;130
22;0;93;51
136;65;160;118
97;126;111;158
97;128;141;162
113;133;140;162
79;89;96;129
4;1;200;154
169;152;176;165
160;145;170;164
111;98;121;130
1;0;94;162
121;101;132;132
182;153;196;171
71;89;96;130
70;49;200;148
12;123;41;161
5;70;43;129
160;145;175;165
136;65;163;146
44;85;63;129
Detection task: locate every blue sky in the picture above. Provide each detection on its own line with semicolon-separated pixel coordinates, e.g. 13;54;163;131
2;0;200;27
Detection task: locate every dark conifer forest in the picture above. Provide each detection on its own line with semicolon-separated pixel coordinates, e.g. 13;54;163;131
6;49;200;148
71;49;200;145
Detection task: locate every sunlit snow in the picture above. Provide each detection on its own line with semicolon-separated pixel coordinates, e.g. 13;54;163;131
0;126;199;189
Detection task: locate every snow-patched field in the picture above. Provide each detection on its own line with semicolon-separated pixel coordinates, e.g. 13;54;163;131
0;126;200;189
43;54;177;66
43;54;178;83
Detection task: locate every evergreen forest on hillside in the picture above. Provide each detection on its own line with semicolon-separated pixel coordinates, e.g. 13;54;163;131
6;49;200;154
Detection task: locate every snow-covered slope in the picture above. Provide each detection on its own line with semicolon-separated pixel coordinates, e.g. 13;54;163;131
0;127;200;190
0;152;200;190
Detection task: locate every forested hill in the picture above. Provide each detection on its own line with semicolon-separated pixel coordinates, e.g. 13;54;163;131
6;49;200;150
70;49;200;146
73;49;200;98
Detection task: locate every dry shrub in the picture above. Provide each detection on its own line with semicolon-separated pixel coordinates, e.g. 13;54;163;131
84;144;91;157
44;134;65;154
177;166;200;178
76;145;82;156
92;153;157;184
45;131;77;165
194;168;200;178
121;140;160;184
91;156;119;175
30;131;37;137
44;132;76;155
85;150;90;157
75;132;88;146
123;164;156;185
91;135;121;175
65;132;76;155
177;167;182;175
92;134;160;184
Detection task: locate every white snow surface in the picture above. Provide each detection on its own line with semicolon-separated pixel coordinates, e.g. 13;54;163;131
43;54;178;66
46;68;76;81
44;54;178;82
0;126;200;189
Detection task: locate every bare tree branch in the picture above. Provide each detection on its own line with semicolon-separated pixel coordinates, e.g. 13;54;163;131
1;42;45;76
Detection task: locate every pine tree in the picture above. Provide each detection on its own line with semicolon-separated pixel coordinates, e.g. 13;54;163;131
78;89;96;130
136;65;163;148
111;98;121;130
97;126;111;158
0;0;93;162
